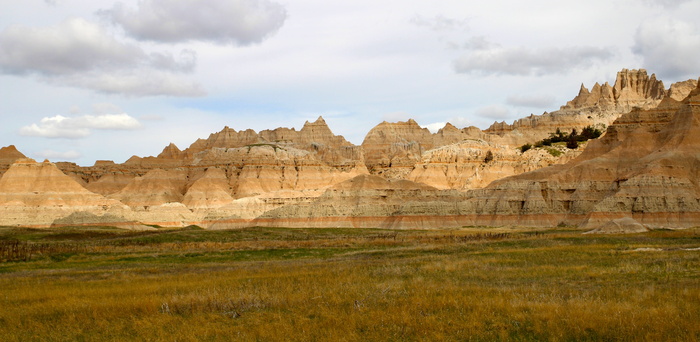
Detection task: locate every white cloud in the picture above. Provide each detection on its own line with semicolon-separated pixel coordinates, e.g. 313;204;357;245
453;43;613;76
410;14;469;32
139;114;166;121
642;0;691;8
506;94;555;108
422;116;475;133
55;70;205;97
475;105;511;120
148;49;197;72
0;18;142;76
19;114;142;139
421;122;446;133
381;111;412;122
99;0;287;45
0;18;202;96
34;149;81;161
632;17;700;80
91;103;122;114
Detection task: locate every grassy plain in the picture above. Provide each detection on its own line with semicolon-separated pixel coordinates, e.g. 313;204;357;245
0;226;698;341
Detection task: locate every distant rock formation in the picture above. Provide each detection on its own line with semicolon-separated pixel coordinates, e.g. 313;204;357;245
460;79;700;229
182;168;234;209
2;69;699;229
0;159;127;227
407;139;581;190
206;76;700;229
0;145;27;178
0;145;26;163
562;69;667;112
110;169;189;208
484;69;697;147
361;119;484;179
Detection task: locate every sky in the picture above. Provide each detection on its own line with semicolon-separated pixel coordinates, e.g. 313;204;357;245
1;0;699;166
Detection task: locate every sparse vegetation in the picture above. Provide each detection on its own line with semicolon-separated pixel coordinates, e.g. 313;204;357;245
0;225;698;341
522;126;603;153
566;136;579;149
484;150;494;163
545;147;562;157
245;143;284;151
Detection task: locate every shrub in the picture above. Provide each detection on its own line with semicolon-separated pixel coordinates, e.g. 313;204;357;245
484;150;494;163
581;126;602;140
520;144;532;153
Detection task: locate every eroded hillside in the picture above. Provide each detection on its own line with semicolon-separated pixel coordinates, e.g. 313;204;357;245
1;69;698;229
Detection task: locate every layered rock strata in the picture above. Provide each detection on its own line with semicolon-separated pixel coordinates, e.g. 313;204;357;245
407;139;581;190
205;79;700;229
0;159;129;227
485;69;697;147
2;70;699;229
361;120;485;179
459;81;700;229
0;145;27;177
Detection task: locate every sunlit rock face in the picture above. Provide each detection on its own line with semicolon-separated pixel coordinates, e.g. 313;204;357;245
0;159;129;227
2;70;700;229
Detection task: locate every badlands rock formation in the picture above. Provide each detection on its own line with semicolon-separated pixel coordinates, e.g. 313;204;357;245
1;69;699;229
240;80;700;230
407;139;581;190
562;68;666;112
0;145;27;177
485;69;697;147
461;81;700;229
361;120;485;178
0;159;130;227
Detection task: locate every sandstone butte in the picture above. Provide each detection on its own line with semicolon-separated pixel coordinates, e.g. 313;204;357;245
1;69;699;231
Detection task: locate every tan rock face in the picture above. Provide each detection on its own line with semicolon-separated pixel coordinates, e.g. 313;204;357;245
182;168;233;209
4;70;700;229
485;69;697;148
85;173;137;196
0;159;119;207
110;169;188;208
0;145;27;178
361;119;484;179
0;145;26;163
463;81;700;228
563;69;666;112
194;144;367;199
230;175;452;229
407;140;581;190
667;79;699;101
0;159;127;227
204;78;700;230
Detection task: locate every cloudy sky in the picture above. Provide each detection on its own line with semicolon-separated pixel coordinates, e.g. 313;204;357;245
1;0;699;165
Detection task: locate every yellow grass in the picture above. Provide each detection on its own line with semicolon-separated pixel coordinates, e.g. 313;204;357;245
0;227;698;341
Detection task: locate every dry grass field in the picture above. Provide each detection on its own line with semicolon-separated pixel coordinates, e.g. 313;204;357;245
0;226;698;341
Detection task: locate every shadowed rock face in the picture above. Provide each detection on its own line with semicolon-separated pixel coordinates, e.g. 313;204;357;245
1;70;699;229
0;145;27;178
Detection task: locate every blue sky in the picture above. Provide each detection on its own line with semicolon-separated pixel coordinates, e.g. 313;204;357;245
1;0;699;165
